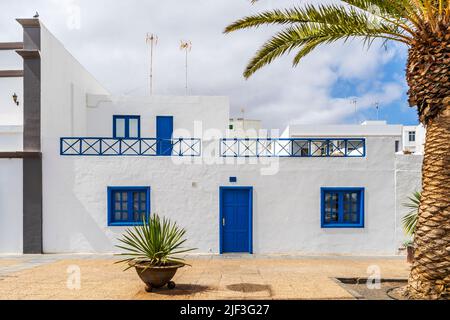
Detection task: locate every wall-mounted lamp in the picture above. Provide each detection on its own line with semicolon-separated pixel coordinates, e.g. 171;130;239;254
12;93;19;106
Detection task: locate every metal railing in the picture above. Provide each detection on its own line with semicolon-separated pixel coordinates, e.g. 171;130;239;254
60;137;201;157
220;138;366;158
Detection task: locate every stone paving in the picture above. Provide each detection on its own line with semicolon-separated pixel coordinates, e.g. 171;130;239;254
0;255;410;300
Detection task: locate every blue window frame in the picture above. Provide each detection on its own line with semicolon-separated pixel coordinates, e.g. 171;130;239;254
107;187;150;226
113;115;141;139
321;187;365;228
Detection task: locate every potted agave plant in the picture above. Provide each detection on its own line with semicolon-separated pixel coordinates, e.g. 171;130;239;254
116;215;196;292
402;191;421;264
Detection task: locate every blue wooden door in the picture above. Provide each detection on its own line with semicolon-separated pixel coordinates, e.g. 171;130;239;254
156;116;173;156
220;187;253;253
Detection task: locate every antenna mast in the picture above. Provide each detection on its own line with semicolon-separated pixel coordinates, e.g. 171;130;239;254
351;99;358;124
241;108;246;132
146;33;158;95
180;40;192;95
374;102;380;120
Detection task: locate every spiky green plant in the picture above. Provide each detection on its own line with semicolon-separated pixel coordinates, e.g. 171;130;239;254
116;215;196;270
225;0;450;300
402;191;422;237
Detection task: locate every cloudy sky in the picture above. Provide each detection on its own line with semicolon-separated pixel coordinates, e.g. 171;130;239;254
0;0;418;130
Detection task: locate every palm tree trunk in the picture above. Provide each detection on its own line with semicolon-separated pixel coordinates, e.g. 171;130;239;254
405;104;450;300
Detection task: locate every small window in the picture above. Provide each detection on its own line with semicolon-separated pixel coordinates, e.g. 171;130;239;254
408;131;416;142
321;188;364;228
229;125;234;130
108;187;150;226
113;116;141;139
395;140;400;153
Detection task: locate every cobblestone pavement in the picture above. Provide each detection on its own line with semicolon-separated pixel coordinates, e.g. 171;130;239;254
0;255;410;300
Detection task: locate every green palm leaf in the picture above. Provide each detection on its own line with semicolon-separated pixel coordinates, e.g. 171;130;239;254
225;0;450;78
225;3;411;78
402;191;422;237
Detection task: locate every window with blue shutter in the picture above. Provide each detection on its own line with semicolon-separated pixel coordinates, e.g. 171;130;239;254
107;187;150;226
321;188;365;228
113;116;141;139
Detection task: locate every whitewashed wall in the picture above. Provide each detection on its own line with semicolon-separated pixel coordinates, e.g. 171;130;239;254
0;159;22;253
34;23;423;256
40;25;110;139
39;24;110;254
0;23;424;255
394;155;423;248
0;125;22;151
43;135;418;255
0;128;22;253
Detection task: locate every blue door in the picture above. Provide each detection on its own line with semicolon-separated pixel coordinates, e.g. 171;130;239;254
156;116;173;156
220;187;253;254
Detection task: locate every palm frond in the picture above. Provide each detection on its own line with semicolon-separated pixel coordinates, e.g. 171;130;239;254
343;0;418;34
226;4;411;78
344;0;411;17
243;20;408;77
226;3;412;36
225;8;309;32
402;191;422;237
410;0;450;27
226;0;450;79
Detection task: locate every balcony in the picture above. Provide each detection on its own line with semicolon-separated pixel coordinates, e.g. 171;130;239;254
60;137;201;157
220;138;366;158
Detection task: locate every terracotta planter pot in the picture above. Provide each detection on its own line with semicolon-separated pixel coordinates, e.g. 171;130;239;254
407;246;415;263
131;262;184;292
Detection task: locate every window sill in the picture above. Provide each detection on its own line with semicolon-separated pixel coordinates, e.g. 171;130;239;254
108;222;144;227
321;224;365;229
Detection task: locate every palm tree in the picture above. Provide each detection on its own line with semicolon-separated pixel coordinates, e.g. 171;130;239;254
225;1;449;300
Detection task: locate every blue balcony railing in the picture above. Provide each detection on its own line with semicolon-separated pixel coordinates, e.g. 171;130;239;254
220;138;366;158
60;137;201;157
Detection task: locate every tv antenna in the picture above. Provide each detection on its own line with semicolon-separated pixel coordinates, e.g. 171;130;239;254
351;99;358;124
241;108;246;131
180;40;192;95
374;101;380;120
146;33;158;95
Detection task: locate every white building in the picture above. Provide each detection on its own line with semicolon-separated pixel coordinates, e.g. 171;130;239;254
0;19;424;256
402;124;426;155
228;118;263;138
